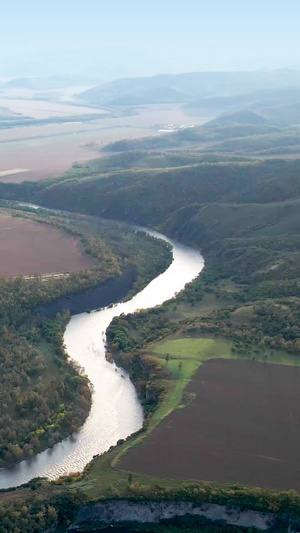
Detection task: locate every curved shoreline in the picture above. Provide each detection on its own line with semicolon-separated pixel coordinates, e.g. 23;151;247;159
33;268;137;318
0;227;204;489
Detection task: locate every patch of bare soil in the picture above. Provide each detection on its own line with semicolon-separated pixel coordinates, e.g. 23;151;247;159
0;216;96;276
121;359;300;490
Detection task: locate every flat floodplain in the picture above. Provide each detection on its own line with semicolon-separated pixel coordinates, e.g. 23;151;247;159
0;101;215;182
0;215;96;276
120;358;300;491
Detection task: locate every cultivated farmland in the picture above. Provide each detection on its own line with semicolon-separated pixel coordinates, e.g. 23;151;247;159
120;358;300;491
0;215;96;276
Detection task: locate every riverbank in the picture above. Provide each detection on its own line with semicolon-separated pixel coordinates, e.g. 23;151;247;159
33;268;137;317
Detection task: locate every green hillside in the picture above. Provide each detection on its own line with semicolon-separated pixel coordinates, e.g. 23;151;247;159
102;123;281;153
27;159;300;226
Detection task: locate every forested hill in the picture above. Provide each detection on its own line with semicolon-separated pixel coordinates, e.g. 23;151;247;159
25;158;300;229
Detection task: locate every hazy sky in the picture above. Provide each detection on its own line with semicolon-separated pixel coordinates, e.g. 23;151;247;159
1;0;299;78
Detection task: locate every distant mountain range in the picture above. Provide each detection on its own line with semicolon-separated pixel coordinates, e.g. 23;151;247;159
77;70;300;108
0;75;101;91
3;70;300;127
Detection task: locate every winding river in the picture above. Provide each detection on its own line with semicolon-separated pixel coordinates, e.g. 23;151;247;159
0;227;204;489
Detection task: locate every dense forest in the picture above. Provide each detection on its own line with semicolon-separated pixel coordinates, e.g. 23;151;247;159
0;486;85;533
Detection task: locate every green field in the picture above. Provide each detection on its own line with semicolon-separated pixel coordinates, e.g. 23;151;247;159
141;337;235;429
152;336;300;369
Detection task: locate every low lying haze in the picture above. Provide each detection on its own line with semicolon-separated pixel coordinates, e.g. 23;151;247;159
1;0;299;80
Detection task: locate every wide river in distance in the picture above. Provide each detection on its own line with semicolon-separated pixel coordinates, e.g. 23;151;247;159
0;227;204;489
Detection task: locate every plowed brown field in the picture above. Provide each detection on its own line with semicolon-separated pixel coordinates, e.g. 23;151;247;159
120;359;300;490
0;215;96;276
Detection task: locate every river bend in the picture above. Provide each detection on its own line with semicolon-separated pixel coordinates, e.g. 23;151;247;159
0;227;204;489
